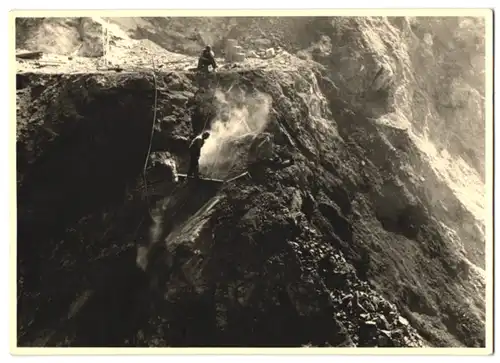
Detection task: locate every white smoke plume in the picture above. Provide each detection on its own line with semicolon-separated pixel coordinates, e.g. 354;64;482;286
199;88;273;179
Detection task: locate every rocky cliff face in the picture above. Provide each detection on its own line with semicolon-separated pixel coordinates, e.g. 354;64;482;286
15;15;487;348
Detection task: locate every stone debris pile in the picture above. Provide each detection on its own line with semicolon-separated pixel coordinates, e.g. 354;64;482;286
288;224;425;347
224;38;284;64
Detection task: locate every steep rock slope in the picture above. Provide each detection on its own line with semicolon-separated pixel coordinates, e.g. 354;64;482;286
16;68;485;348
15;15;487;348
16;16;486;224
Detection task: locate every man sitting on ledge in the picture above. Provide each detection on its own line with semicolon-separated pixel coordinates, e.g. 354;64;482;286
197;45;217;73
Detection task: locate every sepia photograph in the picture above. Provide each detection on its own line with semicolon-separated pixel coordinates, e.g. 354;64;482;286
12;10;493;352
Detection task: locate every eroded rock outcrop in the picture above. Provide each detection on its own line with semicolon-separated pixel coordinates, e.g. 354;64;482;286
16;63;485;348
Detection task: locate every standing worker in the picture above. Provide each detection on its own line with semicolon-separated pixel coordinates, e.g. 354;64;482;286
187;131;210;179
197;45;217;73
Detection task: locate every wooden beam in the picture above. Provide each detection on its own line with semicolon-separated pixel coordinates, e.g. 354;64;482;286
176;171;249;184
224;171;250;183
16;51;43;60
177;174;224;183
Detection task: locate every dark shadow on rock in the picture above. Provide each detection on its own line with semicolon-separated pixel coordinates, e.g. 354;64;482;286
374;191;428;241
17;86;153;291
41;248;151;347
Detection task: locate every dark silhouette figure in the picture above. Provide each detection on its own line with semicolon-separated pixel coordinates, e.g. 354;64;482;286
187;131;210;178
197;46;217;73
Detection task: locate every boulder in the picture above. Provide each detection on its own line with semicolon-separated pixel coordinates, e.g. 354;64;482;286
232;45;243;54
254;38;272;48
246;50;259;58
225;38;238;50
248;133;274;164
265;48;276;58
232;52;245;63
145;151;178;185
224;40;245;62
296;50;311;60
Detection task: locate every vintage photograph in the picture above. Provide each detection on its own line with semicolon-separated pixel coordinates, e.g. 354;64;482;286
14;13;491;349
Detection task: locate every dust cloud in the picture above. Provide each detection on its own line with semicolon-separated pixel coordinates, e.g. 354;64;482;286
199;89;273;178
